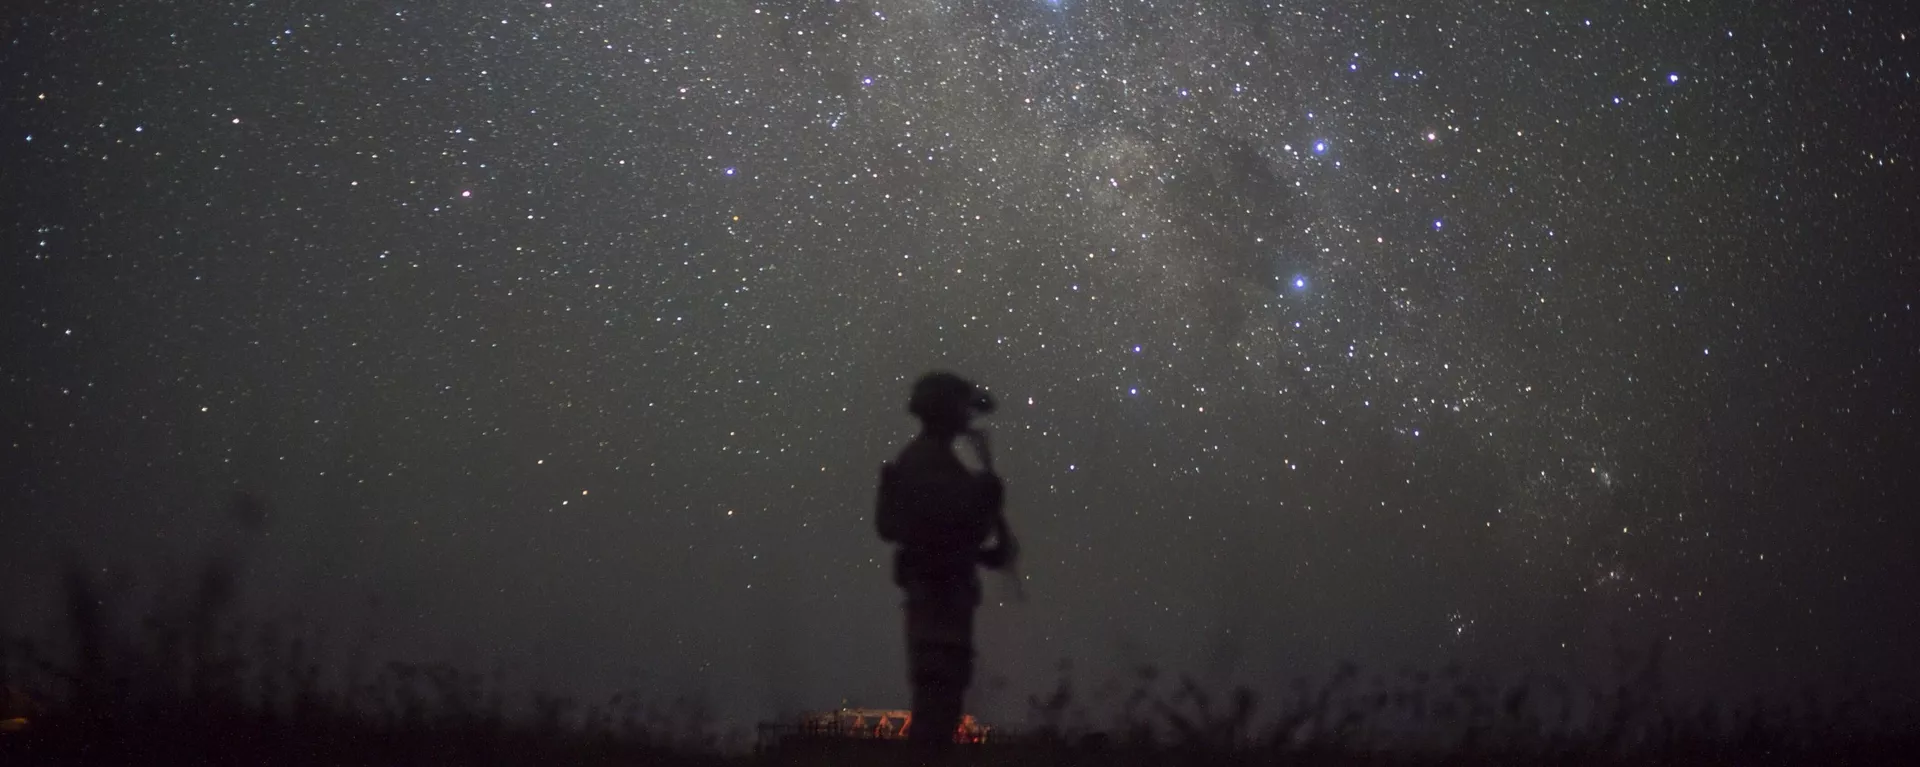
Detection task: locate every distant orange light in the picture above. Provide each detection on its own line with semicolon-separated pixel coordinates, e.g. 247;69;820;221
0;717;28;733
800;708;989;742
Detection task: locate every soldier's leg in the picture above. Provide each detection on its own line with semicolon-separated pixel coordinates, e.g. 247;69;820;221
904;588;976;748
909;644;970;745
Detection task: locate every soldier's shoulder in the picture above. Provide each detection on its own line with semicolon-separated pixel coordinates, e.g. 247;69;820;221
893;440;947;467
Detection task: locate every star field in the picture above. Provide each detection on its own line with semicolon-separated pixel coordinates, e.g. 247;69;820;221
4;0;1918;726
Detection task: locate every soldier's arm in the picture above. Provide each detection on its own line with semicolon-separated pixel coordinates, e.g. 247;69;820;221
963;428;1005;538
979;474;1018;569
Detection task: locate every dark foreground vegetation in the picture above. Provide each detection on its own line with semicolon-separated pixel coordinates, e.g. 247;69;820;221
3;553;1914;766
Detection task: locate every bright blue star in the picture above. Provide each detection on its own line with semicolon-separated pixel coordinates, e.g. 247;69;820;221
1667;72;1680;84
1312;140;1328;154
1433;219;1444;230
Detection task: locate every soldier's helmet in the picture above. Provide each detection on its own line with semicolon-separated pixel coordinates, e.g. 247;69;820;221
908;371;995;426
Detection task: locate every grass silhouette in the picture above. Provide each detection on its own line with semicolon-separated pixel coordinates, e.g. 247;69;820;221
3;550;1914;766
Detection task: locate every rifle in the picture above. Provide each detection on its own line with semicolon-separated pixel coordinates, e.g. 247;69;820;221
962;428;1027;603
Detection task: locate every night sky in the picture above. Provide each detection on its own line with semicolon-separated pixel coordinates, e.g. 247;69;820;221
4;0;1918;729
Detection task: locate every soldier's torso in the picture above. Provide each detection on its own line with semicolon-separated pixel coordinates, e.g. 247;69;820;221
880;436;1001;589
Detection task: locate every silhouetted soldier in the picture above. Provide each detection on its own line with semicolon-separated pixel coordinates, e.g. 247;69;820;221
876;372;1017;751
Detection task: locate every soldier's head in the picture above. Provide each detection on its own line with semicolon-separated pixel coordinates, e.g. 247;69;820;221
908;371;994;435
